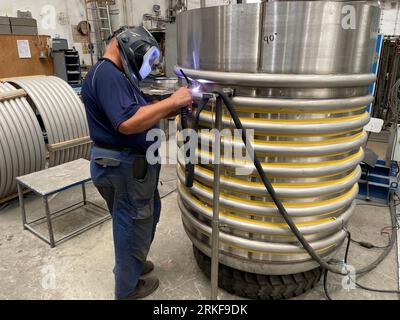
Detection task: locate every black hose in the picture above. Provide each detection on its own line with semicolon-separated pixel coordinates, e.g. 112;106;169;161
354;192;398;275
323;231;352;300
180;105;191;186
323;269;332;300
323;195;400;298
182;97;211;188
354;280;400;294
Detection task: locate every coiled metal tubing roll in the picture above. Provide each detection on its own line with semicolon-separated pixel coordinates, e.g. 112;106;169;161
175;1;380;274
0;82;46;199
7;76;90;167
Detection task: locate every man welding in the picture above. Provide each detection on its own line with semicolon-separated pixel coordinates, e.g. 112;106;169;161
81;26;192;300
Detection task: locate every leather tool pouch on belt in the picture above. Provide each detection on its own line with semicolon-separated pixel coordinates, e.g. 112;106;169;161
132;156;148;181
131;155;157;207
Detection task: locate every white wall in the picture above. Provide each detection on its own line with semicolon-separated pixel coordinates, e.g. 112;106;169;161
2;0;399;66
0;0;76;40
187;0;235;10
0;0;170;65
0;0;91;63
125;0;169;26
380;0;400;35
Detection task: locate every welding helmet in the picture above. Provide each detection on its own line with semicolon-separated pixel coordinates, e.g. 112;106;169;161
116;26;160;85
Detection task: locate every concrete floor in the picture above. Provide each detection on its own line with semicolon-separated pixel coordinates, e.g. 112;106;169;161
0;140;399;300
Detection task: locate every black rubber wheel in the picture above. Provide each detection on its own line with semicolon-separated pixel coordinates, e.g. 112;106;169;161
193;246;322;300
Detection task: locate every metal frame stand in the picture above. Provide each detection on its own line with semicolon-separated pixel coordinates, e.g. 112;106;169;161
17;177;110;248
210;95;223;300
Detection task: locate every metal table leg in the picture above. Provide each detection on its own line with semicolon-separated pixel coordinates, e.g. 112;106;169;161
82;182;87;206
366;169;370;201
43;195;56;248
210;96;223;300
17;183;27;230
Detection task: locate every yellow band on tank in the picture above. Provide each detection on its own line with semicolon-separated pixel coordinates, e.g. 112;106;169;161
185;222;339;255
197;130;366;147
177;115;364;137
180;186;337;228
194;147;363;168
180;180;357;208
232;106;367;115
188;189;345;219
199;110;369;124
218;241;337;255
180;164;358;188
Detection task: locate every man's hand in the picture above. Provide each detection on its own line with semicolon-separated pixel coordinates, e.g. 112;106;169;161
169;87;193;110
118;87;193;135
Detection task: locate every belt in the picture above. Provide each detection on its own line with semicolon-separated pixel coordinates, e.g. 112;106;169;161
94;142;146;155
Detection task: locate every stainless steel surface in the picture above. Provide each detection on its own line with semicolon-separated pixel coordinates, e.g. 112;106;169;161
260;1;380;74
8;76;91;167
210;97;223;300
177;2;380;74
174;66;376;88
151;77;178;90
175;1;380;275
177;3;263;73
0;82;46;199
232;95;374;111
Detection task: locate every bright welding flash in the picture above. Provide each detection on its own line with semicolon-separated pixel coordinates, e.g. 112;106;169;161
190;84;201;93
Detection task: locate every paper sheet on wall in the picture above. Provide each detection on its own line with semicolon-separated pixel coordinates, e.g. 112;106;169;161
17;40;31;59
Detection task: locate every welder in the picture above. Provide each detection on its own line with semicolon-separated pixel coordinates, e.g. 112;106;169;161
81;26;192;300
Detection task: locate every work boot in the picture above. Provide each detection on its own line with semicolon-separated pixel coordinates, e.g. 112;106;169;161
118;276;160;300
113;260;154;276
142;260;154;275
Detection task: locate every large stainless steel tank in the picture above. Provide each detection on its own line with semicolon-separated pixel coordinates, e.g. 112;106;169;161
175;1;380;298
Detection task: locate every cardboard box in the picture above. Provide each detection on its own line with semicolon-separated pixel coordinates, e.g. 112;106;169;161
0;17;11;35
10;17;38;35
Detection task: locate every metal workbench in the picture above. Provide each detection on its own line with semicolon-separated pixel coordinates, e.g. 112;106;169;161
16;159;110;248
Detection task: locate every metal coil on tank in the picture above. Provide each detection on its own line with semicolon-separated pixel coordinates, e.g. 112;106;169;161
175;1;380;275
0;82;46;199
8;76;91;167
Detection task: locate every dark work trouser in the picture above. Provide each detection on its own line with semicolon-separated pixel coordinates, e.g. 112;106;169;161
90;145;161;299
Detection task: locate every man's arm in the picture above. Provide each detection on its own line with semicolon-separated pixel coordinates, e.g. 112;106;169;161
118;87;192;135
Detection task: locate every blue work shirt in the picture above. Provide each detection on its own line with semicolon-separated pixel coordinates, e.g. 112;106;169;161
82;58;155;151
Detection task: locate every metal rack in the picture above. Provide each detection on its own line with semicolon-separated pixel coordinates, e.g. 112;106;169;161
84;0;118;62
